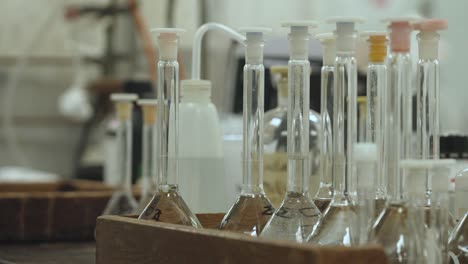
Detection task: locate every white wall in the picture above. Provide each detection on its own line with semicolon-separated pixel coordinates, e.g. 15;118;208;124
434;0;468;134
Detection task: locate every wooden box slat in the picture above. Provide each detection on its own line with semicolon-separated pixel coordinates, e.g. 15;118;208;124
0;180;114;242
96;215;388;264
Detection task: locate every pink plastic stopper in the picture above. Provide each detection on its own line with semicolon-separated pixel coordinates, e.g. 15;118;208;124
388;21;412;53
413;19;448;32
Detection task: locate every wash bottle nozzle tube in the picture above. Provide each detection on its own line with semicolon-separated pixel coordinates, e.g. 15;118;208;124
239;27;272;191
282;21;317;194
192;23;245;80
382;18;414;202
414;19;448;161
327;17;363;200
151;28;185;187
361;31;388;204
315;32;336;211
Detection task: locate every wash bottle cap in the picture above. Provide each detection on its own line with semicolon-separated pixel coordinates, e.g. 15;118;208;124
111;93;137;120
382;17;417;53
137;99;158;125
413;19;448;60
239;27;271;64
151;28;185;61
316;33;336;66
361;31;387;63
327;17;364;53
181;79;211;98
281;21;318;60
353;143;377;162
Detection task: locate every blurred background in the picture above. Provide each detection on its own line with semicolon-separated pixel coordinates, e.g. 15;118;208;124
0;0;465;181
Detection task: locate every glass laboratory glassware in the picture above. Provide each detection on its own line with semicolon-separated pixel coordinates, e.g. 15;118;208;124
449;212;468;264
138;28;201;228
451;156;468;260
102;93;138;216
426;159;455;264
415;19;447;161
134;99;158;214
260;22;321;242
353;143;377;245
313;33;335;213
219;28;274;236
456;168;468;222
372;160;425;264
414;20;448;223
308;17;363;246
362;31;388;217
264;66;321;208
383;19;414;202
357;96;367;142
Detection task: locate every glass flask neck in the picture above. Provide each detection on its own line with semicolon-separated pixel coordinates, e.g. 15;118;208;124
141;122;158;194
277;78;288;108
332;54;357;199
242;63;265;190
319;65;335;188
287;59;311;194
385;51;412;202
416;60;440;160
366;63;387;198
157;60;179;186
116;117;133;193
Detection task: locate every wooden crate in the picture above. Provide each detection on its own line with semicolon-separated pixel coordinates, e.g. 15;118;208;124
96;214;388;264
0;180;114;242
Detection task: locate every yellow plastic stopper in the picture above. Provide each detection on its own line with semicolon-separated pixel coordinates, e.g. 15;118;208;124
142;104;157;125
115;102;133;121
368;35;387;63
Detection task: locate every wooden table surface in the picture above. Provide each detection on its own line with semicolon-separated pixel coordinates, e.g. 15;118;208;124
0;242;95;264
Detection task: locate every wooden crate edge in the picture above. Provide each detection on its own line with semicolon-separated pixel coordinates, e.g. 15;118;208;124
96;215;388;264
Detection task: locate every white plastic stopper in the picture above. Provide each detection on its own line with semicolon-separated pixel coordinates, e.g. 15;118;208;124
414;19;448;60
282;21;318;60
316;33;336;66
151;28;185;61
327;17;364;52
239;27;271;64
111;93;138;102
